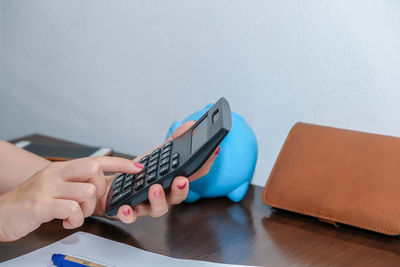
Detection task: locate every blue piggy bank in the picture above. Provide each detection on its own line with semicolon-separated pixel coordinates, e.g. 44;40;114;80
166;103;258;202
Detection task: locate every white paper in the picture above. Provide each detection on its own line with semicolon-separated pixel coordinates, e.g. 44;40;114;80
1;232;258;267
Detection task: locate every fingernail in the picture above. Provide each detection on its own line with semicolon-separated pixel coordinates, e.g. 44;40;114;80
134;162;145;169
177;182;187;190
214;146;221;156
153;190;162;198
123;208;130;216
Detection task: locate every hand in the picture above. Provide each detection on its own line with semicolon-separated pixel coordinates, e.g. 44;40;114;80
96;121;220;223
0;157;141;242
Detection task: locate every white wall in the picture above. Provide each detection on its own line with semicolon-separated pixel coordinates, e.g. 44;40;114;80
1;1;400;186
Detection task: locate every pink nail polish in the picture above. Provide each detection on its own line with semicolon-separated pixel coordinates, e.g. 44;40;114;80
214;146;221;155
177;182;187;190
153;190;161;198
123;209;130;216
134;162;145;169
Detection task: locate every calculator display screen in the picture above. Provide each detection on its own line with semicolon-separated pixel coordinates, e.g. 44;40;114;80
191;116;208;154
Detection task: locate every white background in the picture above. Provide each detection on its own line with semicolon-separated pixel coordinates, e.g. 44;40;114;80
1;1;400;186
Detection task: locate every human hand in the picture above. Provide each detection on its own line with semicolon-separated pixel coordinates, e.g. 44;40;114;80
96;121;220;223
0;156;141;242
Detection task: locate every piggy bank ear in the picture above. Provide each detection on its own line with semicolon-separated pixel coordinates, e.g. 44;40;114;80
166;121;183;139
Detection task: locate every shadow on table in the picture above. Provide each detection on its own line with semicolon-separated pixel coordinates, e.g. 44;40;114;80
165;197;256;264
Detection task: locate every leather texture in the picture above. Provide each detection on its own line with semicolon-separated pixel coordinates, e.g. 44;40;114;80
263;122;400;236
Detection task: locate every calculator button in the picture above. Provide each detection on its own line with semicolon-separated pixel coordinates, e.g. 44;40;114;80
134;179;145;191
114;174;125;184
160;157;169;166
147;165;157;174
112;180;123;190
123;179;133;189
136;171;146;180
172;152;179;160
112;186;122;196
140;155;149;162
111;187;132;206
151;148;161;156
139;156;149;163
147;171;157;183
163;141;173;147
149;159;158;167
171;158;179;169
150;153;159;161
159;164;169;176
125;174;134;182
161;151;171;160
162;145;172;153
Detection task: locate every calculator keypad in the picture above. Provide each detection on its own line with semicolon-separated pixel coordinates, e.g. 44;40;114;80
147;171;157;183
171;153;179;168
171;158;179;169
110;141;179;207
112;180;123;190
147;165;157;174
111;187;132;206
160;157;169;166
134;179;145;190
159;164;169;175
160;151;170;160
149;159;158;167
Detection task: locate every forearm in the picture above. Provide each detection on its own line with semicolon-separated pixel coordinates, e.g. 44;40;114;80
0;140;50;194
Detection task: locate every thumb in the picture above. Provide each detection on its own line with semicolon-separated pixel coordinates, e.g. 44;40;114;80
169;121;196;140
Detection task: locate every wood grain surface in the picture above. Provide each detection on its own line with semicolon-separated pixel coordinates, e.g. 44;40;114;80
1;134;399;266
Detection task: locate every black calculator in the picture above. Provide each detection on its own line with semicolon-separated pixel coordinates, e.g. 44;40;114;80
105;97;231;216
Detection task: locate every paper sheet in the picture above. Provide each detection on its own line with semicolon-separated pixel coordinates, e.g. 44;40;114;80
2;232;258;267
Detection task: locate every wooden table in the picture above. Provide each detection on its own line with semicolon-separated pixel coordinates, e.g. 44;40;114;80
1;134;400;266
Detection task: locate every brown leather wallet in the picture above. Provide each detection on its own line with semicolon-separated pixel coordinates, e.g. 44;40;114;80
262;122;400;236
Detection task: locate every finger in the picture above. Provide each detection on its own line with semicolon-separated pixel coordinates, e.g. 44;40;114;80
40;199;84;229
91;156;144;174
168;121;196;141
91;174;120;218
56;182;97;217
130;185;167;217
132;202;151;217
61;157;143;182
56;182;96;203
105;174;116;184
92;163;108;198
61;158;143;198
148;184;168;217
188;146;220;182
72;161;107;199
78;183;97;218
63;202;85;229
166;177;189;205
133;177;189;217
79;195;97;218
132;154;150;163
116;205;137;224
